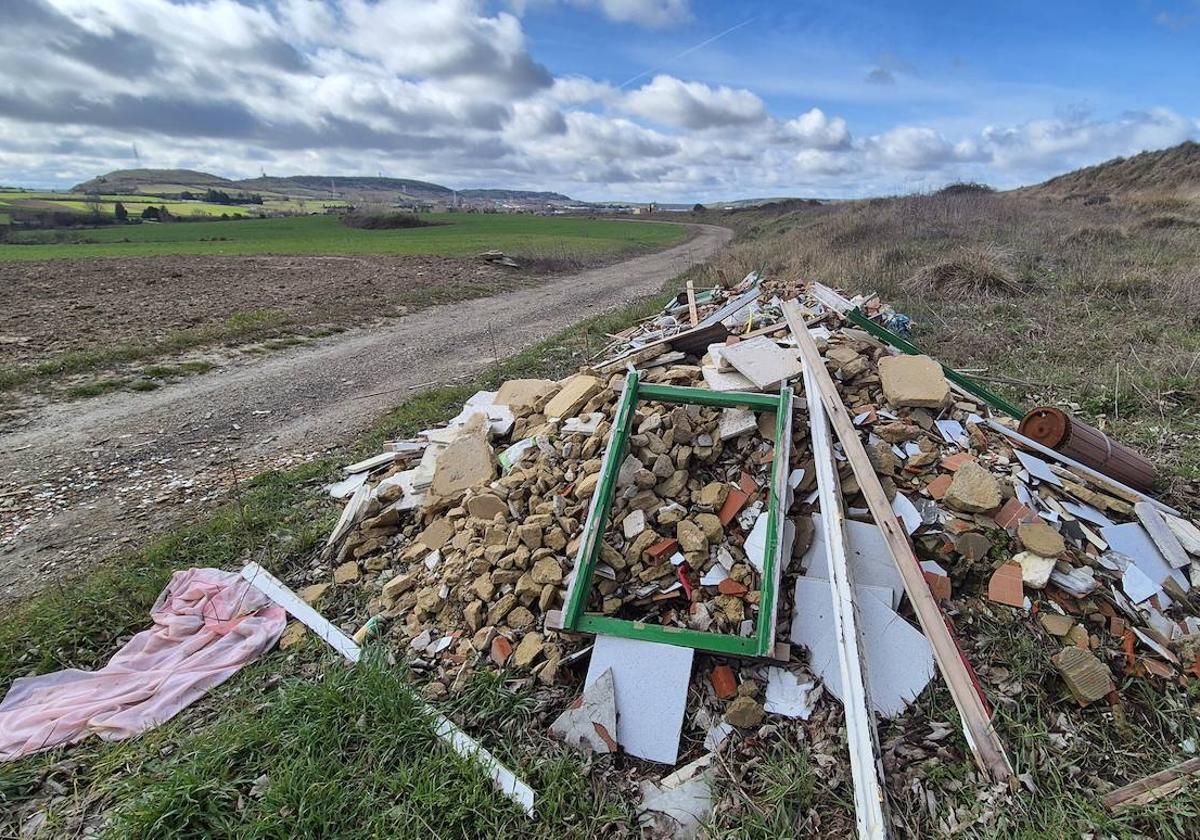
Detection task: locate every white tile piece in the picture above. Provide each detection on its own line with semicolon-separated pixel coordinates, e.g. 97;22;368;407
892;493;922;535
585;635;694;764
1121;561;1160;604
789;579;935;718
1062;500;1115;529
1014;450;1063;487
935;419;968;447
744;512;769;575
1103;522;1189;592
763;668;819;719
803;515;904;609
327;470;369;499
704;722;734;752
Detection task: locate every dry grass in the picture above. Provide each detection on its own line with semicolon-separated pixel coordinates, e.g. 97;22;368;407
692;191;1200;500
903;245;1024;299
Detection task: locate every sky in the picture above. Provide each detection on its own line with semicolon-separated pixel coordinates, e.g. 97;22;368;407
0;0;1198;201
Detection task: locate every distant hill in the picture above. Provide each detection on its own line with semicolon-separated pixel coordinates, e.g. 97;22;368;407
236;175;452;202
1020;141;1200;202
73;168;239;194
71;169;575;206
458;188;572;203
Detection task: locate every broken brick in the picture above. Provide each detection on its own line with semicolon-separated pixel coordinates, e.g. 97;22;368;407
710;665;737;700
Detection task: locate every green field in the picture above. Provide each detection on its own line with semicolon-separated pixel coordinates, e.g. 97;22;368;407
0;190;271;220
0;213;688;261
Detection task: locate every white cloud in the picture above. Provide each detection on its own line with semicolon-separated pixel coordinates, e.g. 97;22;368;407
980;107;1199;170
777;108;852;150
0;0;1197;201
865;126;984;170
623;75;765;129
575;0;691;27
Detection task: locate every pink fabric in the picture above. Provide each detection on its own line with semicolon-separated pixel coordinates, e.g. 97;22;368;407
0;568;285;761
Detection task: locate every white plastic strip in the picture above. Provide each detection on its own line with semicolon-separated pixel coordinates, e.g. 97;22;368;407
801;364;891;839
240;562;536;816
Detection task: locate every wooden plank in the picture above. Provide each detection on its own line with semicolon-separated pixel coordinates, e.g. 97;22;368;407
783;300;1014;785
985;420;1180;517
685;279;699;326
1134;502;1192;569
802;359;891;839
1103;757;1200;813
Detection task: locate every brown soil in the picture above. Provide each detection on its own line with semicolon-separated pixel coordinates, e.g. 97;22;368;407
0;254;522;366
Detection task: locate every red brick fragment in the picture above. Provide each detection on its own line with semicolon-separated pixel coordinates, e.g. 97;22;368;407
718;579;749;597
646;538;680;560
490;636;513;667
710;664;737;700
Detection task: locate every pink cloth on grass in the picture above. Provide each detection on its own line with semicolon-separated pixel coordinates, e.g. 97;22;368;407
0;568;285;761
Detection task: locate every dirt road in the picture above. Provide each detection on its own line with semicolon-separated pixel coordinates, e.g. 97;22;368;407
0;223;731;603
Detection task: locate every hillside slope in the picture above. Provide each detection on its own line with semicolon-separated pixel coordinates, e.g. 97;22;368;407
73;168;239;194
71;169;575;205
1020;141;1200;202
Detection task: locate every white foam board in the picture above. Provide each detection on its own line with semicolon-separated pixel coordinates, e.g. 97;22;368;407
802;514;904;609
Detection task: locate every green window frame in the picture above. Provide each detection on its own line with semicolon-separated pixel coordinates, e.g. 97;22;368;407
560;371;793;657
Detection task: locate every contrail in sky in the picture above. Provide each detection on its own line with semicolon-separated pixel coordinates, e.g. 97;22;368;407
618;15;758;90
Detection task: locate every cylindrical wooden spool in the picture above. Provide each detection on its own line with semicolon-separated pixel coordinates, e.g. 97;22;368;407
1018;406;1156;492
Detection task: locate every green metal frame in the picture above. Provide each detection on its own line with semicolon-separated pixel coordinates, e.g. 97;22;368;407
845;307;1025;420
561;372;792;657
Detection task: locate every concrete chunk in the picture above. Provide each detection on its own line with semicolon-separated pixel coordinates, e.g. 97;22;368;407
720;336;803;390
943;460;1002;513
544;374;601;419
878;355;949;408
494;378;557;412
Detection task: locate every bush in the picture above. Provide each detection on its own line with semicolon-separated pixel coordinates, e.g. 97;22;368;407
903;245;1024;298
936;182;995;196
340;211;432;230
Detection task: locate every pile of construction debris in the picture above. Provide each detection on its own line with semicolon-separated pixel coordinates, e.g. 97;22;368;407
263;272;1200;835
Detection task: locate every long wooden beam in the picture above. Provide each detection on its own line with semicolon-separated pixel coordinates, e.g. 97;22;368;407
802;358;891;838
783;299;1014;785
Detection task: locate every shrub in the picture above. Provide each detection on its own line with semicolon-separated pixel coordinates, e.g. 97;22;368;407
340;211;432;230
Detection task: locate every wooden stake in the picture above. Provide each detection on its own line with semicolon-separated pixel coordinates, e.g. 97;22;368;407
1103;757;1200;813
685;279;699;326
783;300;1015;785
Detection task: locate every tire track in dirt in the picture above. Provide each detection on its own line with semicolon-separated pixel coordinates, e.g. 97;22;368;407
0;223;731;603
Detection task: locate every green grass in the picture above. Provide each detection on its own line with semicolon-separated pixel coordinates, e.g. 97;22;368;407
0;194;257;219
0;213;688;261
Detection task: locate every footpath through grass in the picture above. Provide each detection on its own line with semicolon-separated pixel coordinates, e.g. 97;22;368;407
0;213;688;262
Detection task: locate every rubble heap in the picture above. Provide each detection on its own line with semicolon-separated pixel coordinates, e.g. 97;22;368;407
280;272;1200;834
